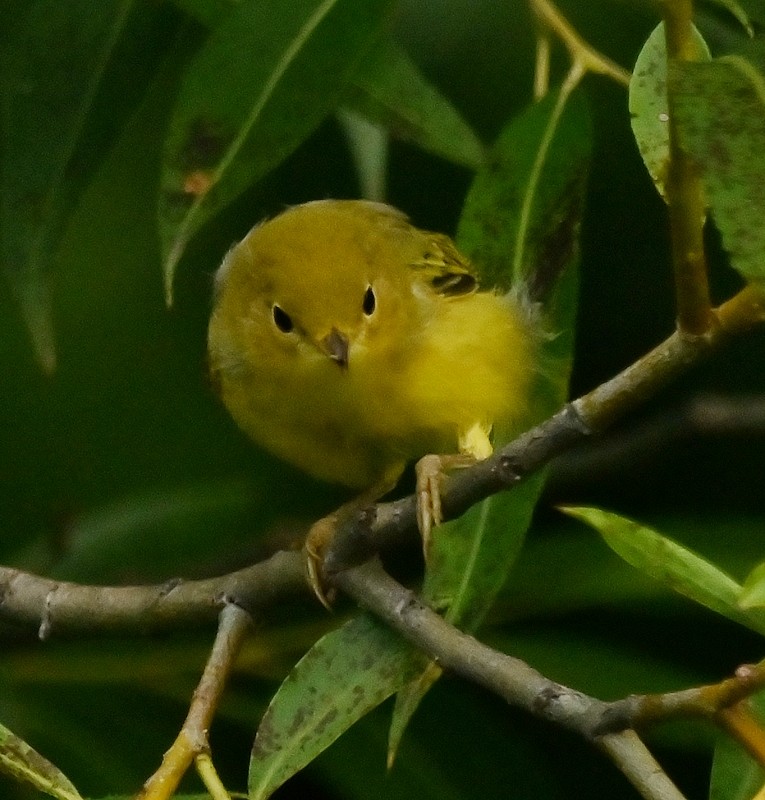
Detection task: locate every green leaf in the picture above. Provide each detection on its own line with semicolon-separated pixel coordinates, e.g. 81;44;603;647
502;514;765;620
0;720;83;800
702;0;755;36
709;691;765;800
629;21;711;203
336;108;389;202
248;614;422;800
457;87;591;298
423;86;590;629
562;506;765;635
171;0;236;29
315;676;554;800
0;0;135;370
159;0;394;303
671;50;765;285
45;478;272;583
733;0;765;28
739;560;765;609
390;86;590;760
343;37;485;170
387;662;442;763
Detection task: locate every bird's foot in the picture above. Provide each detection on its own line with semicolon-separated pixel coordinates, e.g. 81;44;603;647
415;453;476;559
303;513;339;610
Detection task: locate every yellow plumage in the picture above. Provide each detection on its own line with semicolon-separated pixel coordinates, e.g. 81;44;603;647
208;199;535;499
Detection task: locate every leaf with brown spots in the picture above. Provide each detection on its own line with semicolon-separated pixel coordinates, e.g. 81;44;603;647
629;21;711;204
0;721;83;800
248;614;422;800
672;50;765;286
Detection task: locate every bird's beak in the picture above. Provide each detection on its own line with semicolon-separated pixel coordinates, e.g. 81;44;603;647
321;328;350;369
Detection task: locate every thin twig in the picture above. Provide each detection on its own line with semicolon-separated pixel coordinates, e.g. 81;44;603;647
597;731;689;800
138;602;252;800
530;0;631;92
598;661;765;731
335;559;608;731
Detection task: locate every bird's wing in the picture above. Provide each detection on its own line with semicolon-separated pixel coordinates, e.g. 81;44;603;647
409;232;478;298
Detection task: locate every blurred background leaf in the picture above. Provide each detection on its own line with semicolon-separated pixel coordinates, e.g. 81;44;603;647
0;0;137;371
702;0;755;35
159;0;396;302
342;36;486;172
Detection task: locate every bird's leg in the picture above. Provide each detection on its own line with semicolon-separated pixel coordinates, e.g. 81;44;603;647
304;476;399;609
415;421;494;559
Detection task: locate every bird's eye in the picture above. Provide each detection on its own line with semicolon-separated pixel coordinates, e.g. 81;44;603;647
272;304;294;333
362;286;376;316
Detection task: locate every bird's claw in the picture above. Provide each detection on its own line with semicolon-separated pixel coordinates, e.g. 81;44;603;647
303;515;338;610
415;454;447;560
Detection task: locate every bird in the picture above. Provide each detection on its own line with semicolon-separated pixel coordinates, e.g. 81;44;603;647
208;199;536;604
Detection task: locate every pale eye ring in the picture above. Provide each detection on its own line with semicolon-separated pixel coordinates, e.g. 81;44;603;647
272;304;294;333
362;285;376;316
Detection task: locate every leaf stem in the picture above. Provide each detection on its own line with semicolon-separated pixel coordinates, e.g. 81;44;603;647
662;0;714;335
534;33;551;100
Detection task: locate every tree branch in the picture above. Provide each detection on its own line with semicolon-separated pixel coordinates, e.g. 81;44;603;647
597;731;689;800
0;283;762;799
334;559;765;799
598;661;765;732
0;289;762;635
718;704;765;768
0;552;304;637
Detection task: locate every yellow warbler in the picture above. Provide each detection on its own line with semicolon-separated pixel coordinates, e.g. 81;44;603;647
208;199;535;596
